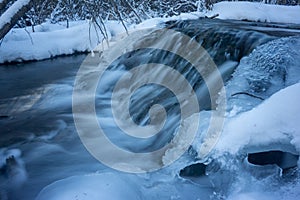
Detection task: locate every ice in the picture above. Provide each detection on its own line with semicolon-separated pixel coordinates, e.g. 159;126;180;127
36;173;141;200
227;192;276;200
35;171;213;200
225;36;300;113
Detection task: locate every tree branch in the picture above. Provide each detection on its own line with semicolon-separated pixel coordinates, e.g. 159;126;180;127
0;0;37;40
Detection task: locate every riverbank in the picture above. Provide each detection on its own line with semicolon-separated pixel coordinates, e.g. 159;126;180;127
0;1;299;64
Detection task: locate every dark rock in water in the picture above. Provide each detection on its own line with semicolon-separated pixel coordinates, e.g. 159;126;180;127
6;156;18;173
248;150;299;170
0;116;10;120
0;164;6;176
281;166;299;181
0;155;27;200
180;163;207;177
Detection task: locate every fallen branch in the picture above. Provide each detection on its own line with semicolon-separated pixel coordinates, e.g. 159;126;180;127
205;13;219;19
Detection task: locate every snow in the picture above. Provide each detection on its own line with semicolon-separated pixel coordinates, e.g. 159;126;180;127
215;82;300;155
133;12;204;30
1;2;300;64
0;0;31;29
208;1;300;24
178;83;300;200
0;20;125;63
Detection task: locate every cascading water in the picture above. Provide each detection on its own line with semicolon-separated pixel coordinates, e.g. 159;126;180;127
0;19;300;200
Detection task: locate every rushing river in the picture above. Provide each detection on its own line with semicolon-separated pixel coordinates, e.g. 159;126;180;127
1;19;300;200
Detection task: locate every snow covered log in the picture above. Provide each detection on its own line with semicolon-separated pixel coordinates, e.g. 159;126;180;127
0;0;36;40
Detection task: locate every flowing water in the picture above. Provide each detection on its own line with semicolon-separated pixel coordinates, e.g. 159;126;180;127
1;19;300;200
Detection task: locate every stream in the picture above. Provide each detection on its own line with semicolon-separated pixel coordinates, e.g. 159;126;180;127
1;18;300;200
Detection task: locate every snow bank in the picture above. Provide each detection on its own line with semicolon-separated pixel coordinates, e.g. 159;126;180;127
1;2;299;64
0;12;204;63
208;1;300;24
216;82;300;155
0;21;124;63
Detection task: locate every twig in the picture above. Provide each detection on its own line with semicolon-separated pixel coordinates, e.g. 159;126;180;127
206;13;219;19
24;27;34;45
231;92;265;100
